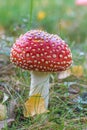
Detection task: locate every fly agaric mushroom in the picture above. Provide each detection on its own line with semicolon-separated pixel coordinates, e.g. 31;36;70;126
10;30;72;114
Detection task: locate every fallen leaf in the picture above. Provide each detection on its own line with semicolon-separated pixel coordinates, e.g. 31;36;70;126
58;69;71;79
24;94;48;117
71;65;84;77
0;104;7;121
0;118;14;129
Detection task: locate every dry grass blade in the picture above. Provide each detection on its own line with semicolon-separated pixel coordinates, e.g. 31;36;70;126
65;116;87;126
0;64;15;76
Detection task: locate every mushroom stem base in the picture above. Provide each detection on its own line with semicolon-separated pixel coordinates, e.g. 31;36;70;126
29;71;50;108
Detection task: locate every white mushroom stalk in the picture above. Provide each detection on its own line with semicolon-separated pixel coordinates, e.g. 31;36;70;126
29;71;50;108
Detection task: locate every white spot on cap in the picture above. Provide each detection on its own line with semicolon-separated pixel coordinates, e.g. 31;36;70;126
30;65;33;68
66;64;69;67
53;49;55;52
23;51;25;54
31;42;34;45
24;63;27;66
62;50;65;53
30;53;33;55
46;46;50;49
25;67;28;69
57;62;60;65
42;70;45;72
50;51;52;53
13;45;16;48
65;47;68;50
34;44;37;47
50;64;53;67
45;61;48;64
38;48;40;51
47;55;51;58
40;43;43;46
57;46;61;49
44;66;46;69
68;54;71;58
36;54;40;57
67;61;71;64
52;43;55;46
17;54;20;57
64;56;67;59
59;54;63;58
27;61;32;63
20;53;22;56
41;53;43;56
46;40;48;42
23;60;26;63
28;37;32;39
35;36;37;39
40;66;43;68
34;65;36;67
63;61;66;64
26;53;30;57
41;59;44;62
42;48;44;51
61;45;64;48
35;68;39;71
26;47;29;49
38;61;41;64
44;52;47;55
34;60;37;63
53;54;57;58
61;62;64;64
32;49;36;52
32;56;35;58
54;65;57;67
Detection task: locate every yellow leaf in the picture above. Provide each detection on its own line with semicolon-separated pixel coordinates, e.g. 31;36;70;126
24;94;48;117
37;11;46;20
0;104;7;121
71;65;84;77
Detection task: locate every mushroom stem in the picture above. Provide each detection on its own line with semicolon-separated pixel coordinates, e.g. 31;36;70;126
29;71;50;108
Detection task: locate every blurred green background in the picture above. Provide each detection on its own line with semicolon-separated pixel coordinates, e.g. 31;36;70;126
0;1;87;129
0;0;87;42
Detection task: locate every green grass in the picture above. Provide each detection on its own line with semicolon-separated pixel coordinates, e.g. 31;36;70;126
1;64;87;130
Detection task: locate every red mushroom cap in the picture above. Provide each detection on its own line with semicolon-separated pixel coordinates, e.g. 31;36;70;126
10;30;72;72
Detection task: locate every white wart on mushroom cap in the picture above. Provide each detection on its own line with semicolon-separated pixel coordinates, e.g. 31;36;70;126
10;30;72;72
